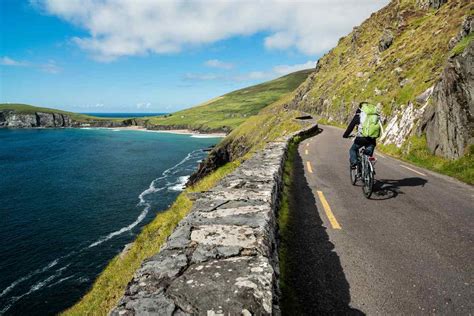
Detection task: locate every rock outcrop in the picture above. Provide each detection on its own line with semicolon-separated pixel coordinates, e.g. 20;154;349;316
418;40;474;159
111;124;319;316
381;98;430;147
0;110;139;128
449;15;474;49
417;0;447;10
0;111;39;127
378;29;394;52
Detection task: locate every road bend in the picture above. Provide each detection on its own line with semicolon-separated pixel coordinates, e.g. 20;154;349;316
284;125;473;314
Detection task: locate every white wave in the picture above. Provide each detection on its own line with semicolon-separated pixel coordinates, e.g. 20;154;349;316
191;134;224;138
111;129;121;132
87;149;203;248
47;275;75;288
0;264;69;314
138;180;165;205
88;205;149;248
168;176;190;192
0;259;58;298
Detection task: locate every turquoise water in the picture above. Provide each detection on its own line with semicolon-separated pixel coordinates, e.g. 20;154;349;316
83;113;166;118
0;128;220;315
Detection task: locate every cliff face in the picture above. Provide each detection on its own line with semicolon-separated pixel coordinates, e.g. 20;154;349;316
419;40;473;158
0;110;141;128
0;110;72;128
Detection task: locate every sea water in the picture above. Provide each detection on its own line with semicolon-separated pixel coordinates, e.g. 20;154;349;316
0;128;220;315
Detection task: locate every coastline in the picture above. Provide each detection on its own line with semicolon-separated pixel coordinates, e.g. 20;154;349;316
110;126;227;138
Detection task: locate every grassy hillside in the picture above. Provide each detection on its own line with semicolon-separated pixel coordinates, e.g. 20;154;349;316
0;103;117;121
293;0;471;120
146;69;313;132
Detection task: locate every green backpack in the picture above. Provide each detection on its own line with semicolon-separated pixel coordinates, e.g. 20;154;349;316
361;103;381;138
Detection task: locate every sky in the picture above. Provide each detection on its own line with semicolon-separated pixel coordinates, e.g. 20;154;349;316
0;0;389;113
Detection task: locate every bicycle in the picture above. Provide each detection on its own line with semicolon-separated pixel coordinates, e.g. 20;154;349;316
350;145;377;199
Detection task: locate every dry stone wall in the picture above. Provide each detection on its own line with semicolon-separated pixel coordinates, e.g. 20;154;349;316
111;124;318;316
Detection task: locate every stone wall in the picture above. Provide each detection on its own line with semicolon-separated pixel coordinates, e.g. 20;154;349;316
111;124;318;316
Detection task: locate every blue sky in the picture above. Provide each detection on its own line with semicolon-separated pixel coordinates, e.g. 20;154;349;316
0;0;388;113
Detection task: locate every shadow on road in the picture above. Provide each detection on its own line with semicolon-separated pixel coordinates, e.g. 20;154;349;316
371;177;428;200
280;147;364;315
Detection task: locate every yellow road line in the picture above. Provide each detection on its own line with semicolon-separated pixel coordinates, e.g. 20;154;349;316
317;191;341;230
305;149;308;155
400;164;427;176
306;161;313;173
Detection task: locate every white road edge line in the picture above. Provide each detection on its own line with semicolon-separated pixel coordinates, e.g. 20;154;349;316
377;152;386;158
400;164;427;176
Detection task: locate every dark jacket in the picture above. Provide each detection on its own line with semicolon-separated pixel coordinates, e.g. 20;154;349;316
343;108;361;138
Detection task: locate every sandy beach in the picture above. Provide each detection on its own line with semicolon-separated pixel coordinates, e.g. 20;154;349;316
112;126;227;138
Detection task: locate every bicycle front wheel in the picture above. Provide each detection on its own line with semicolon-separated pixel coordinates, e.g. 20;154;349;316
350;164;358;185
362;169;374;198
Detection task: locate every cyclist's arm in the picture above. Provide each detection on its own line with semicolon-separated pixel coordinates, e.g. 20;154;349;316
343;110;360;138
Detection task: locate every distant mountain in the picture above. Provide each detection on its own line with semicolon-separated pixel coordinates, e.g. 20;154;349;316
146;69;314;133
0;69;313;132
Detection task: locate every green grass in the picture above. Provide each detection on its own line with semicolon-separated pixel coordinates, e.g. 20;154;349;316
379;136;474;184
63;161;240;316
317;119;473;184
146;69;314;132
0;103;115;121
451;32;474;56
278;136;301;314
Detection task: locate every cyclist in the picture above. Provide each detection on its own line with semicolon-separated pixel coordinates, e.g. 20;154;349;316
342;102;381;169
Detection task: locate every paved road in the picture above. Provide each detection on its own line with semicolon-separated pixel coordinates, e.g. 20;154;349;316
284;125;473;315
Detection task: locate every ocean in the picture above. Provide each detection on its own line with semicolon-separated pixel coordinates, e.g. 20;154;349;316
83;113;166;118
0;127;220;315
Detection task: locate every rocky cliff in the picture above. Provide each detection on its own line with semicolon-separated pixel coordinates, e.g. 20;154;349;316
0;110;73;128
0;109;143;128
419;38;473;158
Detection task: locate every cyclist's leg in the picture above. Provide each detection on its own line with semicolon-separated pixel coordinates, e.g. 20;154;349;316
365;144;375;156
349;141;361;167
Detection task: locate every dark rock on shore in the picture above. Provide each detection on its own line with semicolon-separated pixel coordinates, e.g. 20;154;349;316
0;110;139;128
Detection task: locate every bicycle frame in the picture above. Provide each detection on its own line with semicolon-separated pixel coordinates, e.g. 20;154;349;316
356;147;376;198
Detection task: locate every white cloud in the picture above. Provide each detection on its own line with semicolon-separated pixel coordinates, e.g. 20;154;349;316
1;56;28;66
272;60;316;75
184;73;221;81
1;56;62;74
185;60;316;82
136;102;151;109
35;0;389;61
205;59;234;70
39;60;62;74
